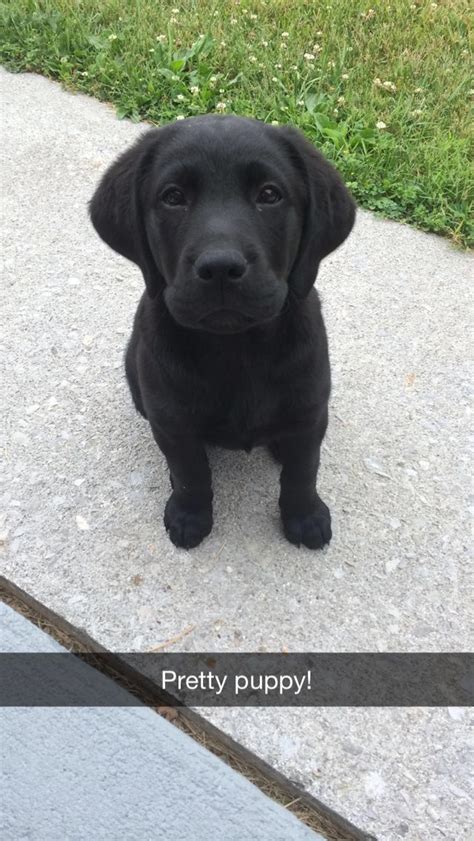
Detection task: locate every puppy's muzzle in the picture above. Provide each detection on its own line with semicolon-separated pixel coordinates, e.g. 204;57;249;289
194;249;248;286
192;249;256;332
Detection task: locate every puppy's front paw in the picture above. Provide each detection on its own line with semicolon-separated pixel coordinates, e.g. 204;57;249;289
164;492;213;549
281;499;332;550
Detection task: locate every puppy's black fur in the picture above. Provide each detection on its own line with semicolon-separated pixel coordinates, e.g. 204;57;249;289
90;115;355;549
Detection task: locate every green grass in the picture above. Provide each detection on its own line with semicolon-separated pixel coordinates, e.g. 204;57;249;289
1;0;473;246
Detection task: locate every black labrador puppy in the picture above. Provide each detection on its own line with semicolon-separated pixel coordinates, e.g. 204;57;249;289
90;115;355;550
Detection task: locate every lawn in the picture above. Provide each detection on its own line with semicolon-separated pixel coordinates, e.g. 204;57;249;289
1;0;472;246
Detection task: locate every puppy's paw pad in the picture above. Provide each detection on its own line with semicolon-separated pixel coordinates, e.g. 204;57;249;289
164;495;213;549
282;503;332;550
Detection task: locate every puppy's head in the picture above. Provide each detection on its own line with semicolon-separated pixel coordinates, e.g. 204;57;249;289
90;115;355;334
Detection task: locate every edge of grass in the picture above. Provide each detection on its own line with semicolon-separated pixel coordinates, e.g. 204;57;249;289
1;0;472;247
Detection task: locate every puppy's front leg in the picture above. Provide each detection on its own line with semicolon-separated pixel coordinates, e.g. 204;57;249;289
276;414;332;550
150;425;213;549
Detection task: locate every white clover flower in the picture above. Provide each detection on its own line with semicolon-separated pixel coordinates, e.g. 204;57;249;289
281;43;288;49
249;55;257;63
304;53;315;61
170;16;178;24
176;94;185;101
342;73;349;80
383;80;397;92
291;65;298;71
275;63;282;69
176;115;185;120
414;87;423;93
337;95;345;104
210;75;218;82
220;41;226;47
230;17;237;24
149;48;154;53
313;44;322;53
190;85;199;95
108;33;118;41
258;62;265;69
297;98;304;106
172;7;179;12
261;40;268;47
411;109;423;116
328;60;336;68
215;101;227;112
271;120;279;125
250;12;258;20
156;34;166;43
333;108;339;115
281;32;289;38
272;76;278;82
376;120;387;129
316;30;323;36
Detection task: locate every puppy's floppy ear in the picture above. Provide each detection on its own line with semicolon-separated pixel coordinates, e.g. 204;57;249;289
279;126;356;298
89;130;163;298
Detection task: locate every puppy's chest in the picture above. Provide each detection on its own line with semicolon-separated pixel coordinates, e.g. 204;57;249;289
201;358;278;448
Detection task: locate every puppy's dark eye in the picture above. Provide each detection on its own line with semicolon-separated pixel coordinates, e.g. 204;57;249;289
257;185;282;205
161;187;186;206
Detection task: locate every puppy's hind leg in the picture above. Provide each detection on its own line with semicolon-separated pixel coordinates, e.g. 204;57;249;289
125;338;147;419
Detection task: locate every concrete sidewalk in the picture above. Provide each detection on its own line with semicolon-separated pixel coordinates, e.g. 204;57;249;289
1;602;322;841
1;68;472;840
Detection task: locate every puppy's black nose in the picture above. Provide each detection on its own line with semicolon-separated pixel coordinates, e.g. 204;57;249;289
194;250;248;284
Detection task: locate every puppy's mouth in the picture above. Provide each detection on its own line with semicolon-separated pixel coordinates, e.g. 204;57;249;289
197;308;256;334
